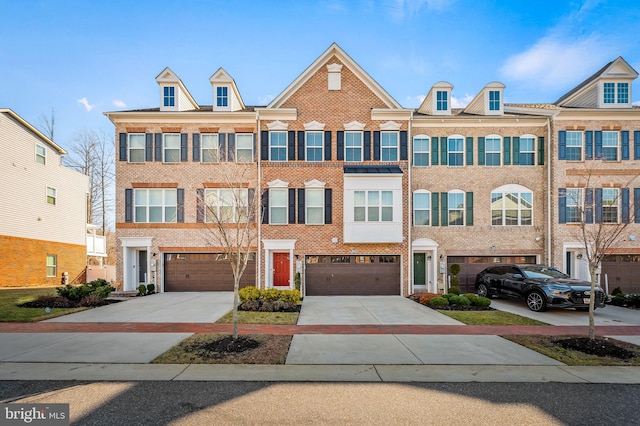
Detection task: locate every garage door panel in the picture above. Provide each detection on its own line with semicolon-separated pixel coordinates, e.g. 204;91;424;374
305;255;400;296
164;253;255;292
602;256;640;294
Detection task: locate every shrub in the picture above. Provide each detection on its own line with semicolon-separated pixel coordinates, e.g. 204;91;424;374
611;286;624;296
279;289;301;305
610;293;627;306
628;294;640;308
471;296;491;308
259;300;276;312
261;288;281;301
146;283;155;294
418;293;440;305
80;294;106;307
138;284;147;296
294;272;301;291
449;295;471;306
240;300;260;311
18;295;76;308
463;293;477;301
449;286;461;295
239;286;261;302
429;297;449;307
441;293;454;299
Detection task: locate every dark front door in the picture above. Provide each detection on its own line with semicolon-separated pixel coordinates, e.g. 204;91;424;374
414;253;426;286
273;253;290;287
138;250;147;284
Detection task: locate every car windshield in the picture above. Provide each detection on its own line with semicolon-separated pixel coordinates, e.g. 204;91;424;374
520;266;568;279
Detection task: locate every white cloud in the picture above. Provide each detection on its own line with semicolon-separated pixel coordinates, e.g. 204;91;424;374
258;94;274;105
77;97;95;112
451;94;473;108
500;36;609;91
112;100;127;108
634;101;640;107
405;95;425;107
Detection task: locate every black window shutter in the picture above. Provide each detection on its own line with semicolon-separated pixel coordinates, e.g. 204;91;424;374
177;188;184;222
192;133;200;161
337;131;344;160
622;131;630;160
145;133;153;161
119;133;127;161
594;131;603;159
196;188;204;223
465;192;474;226
440;192;448;226
440;137;447;165
298;131;305;161
635;188;640;223
325;188;332;224
180;133;188;162
465;136;473;165
125;189;133;222
431;138;439;165
585;131;593;160
585;188;594;224
399;131;408;161
219;133;227;161
537;137;545;165
431;192;439;226
372;131;380;161
324;131;332;161
595;188;603;223
512;136;520;165
154;133;162;161
261;190;269;224
288;131;296;161
298;188;305;224
558;188;567;224
248;188;255;222
558;131;566;160
227;133;235;161
635;131;640;160
288;188;296;224
503;137;511;165
260;131;269;161
477;137;485;166
622;188;630;223
363;131;371;160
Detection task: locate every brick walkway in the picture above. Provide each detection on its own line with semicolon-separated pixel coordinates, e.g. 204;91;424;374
1;322;639;336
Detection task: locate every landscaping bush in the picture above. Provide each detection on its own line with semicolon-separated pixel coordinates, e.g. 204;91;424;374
261;288;281;301
463;293;477;302
611;286;624;296
146;283;155;294
56;279;114;302
449;295;471;306
80;294;106;307
138;284;147;296
471;296;491;308
239;286;261;302
279;289;301;305
610;293;627;306
429;297;449;307
240;300;260;311
441;293;454;299
449;286;461;295
628;294;640;308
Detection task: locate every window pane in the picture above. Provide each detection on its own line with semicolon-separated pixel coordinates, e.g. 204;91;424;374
354;191;365;205
368;206;379;221
381;207;392;221
354;207;365;222
414;193;429;209
135;207;146;222
149;189;162;205
307;208;323;224
165;206;177;223
271;208;287;224
149;206;162;222
415;210;430;226
381;191;392;205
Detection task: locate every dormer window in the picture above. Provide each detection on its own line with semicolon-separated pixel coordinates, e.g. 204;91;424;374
604;82;629;105
163;86;175;107
436;91;448;111
489;90;500;111
216;86;229;107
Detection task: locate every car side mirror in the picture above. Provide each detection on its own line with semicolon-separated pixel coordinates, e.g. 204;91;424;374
513;273;523;280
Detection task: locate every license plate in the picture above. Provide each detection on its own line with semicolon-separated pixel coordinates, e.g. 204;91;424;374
583;298;591;304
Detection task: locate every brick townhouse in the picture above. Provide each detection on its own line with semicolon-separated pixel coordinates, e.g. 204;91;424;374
106;44;640;295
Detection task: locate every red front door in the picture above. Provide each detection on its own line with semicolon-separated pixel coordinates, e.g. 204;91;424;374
273;253;290;287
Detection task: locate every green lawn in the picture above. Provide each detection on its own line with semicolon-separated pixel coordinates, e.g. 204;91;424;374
437;309;549;326
0;288;86;322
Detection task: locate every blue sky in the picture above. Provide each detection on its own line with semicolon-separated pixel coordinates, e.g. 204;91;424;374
1;0;639;149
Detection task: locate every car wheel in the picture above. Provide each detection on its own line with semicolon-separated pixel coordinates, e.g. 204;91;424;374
477;283;490;298
526;291;548;312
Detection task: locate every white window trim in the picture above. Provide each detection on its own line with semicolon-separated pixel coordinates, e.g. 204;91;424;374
448;190;465;226
305;188;324;225
413;135;430;167
485;134;502;167
163;133;180;163
46;254;57;277
305;131;324;162
601;131;619;161
565;188;584;224
381;131;399;162
491;184;534;226
448;135;464;167
46;186;56;206
565;131;583;162
303;120;325;131
345;131;363;162
235;133;254;163
413;190;431;227
601;81;631;107
201;133;219;163
519;134;537;166
35;143;46;165
128;133;145;163
269;187;288;225
204;188;249;224
134;188;178;223
602;188;620;224
269;131;288;162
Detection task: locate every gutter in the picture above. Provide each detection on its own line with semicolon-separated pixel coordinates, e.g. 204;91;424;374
547;116;552;265
407;110;413;296
257;113;262;290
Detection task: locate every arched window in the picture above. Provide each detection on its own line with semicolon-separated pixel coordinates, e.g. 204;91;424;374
491;184;533;226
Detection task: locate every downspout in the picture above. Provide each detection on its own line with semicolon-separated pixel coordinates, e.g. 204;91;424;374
407;110;413;296
546;116;552;265
257;112;262;289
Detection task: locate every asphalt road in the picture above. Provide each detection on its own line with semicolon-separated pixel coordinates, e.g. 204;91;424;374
1;381;639;425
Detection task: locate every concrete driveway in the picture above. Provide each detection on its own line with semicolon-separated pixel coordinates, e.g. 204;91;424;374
286;296;563;366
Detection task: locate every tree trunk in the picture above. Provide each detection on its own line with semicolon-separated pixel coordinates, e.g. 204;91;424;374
589;264;597;340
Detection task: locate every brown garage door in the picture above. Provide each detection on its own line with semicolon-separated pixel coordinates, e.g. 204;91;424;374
164;253;255;291
602;255;640;294
447;256;537;293
305;255;400;296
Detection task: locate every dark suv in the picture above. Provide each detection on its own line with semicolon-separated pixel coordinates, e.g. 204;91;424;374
475;264;606;312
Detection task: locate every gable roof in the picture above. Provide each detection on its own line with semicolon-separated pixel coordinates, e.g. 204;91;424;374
463;81;505;115
554;57;638;107
209;67;246;111
268;43;402;109
0;108;66;154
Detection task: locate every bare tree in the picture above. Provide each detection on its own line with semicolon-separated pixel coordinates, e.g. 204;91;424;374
64;130;115;234
37;108;56;141
562;161;640;339
196;162;259;339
